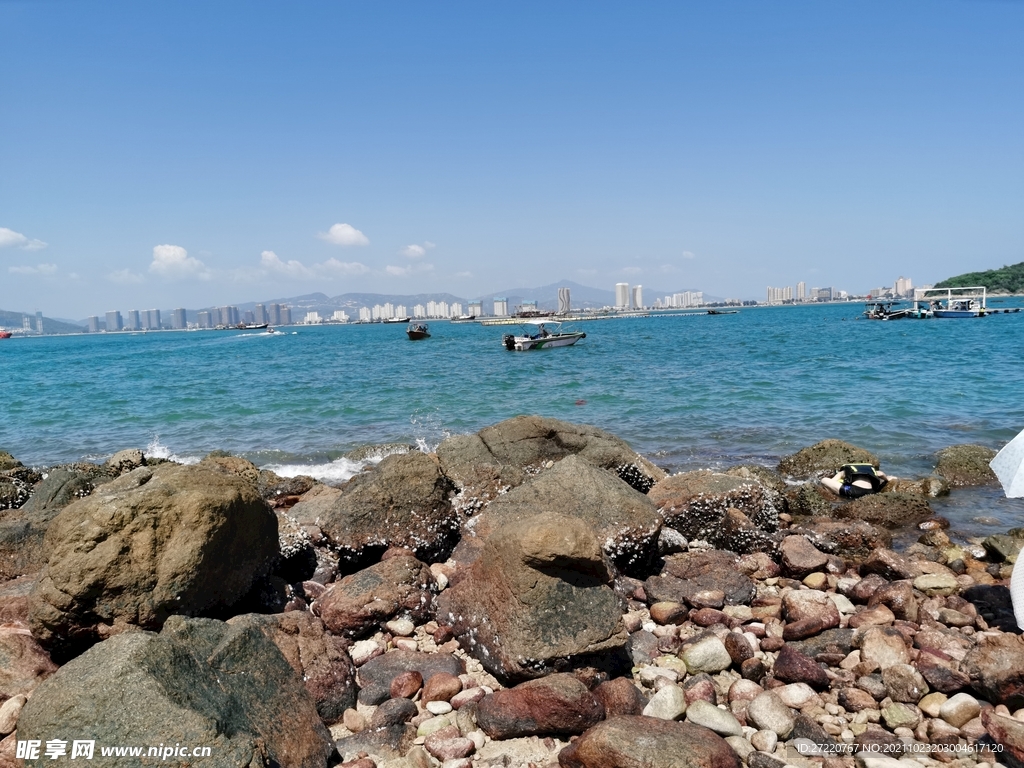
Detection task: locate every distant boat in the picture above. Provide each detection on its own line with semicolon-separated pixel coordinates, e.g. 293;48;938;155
407;323;431;340
913;287;989;319
383;317;411;324
706;309;739;316
502;321;585;351
862;302;910;320
0;329;11;339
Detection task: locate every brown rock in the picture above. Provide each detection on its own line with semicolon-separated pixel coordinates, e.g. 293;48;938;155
837;687;877;711
840;493;934;529
844;573;890;603
691;607;729;627
0;625;57;699
934;444;998;487
593;677;648;716
780;536;829;577
962;633;1024;708
867;580;919;622
370;698;418;728
424;725;475;760
981;709;1024;766
558;715;741;768
390;670;423;699
857;626;910;668
477;673;605;739
848;605;896;628
795;520;892;560
772;645;829;690
861;549;917;581
312;555;436;638
915;649;969;694
356;650;464;706
422;672;462;703
777;440;878;478
782;589;840;640
650;601;689;625
646;550;756;607
724;633;754;665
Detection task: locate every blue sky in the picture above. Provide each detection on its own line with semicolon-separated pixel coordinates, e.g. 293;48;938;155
1;1;1022;317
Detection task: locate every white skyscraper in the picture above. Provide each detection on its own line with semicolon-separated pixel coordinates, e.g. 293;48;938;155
796;282;806;302
557;287;571;314
493;298;508;316
631;285;643;310
615;283;630;309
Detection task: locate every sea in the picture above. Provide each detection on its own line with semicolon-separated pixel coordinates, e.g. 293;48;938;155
3;300;1024;540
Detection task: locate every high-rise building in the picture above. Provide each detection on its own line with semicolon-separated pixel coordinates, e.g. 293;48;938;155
557;288;571;314
22;315;32;332
468;300;483;317
106;310;123;332
172;308;187;329
126;310;141;331
254;304;268;325
146;309;161;329
35;311;43;334
304;312;322;324
358;307;372;322
197;311;213;328
631;285;643;310
87;316;100;333
796;282;806;301
493;298;508;316
615;283;630;309
219;306;239;326
332;310;349;322
280;306;292;325
894;276;913;297
267;303;281;325
413;304;426;318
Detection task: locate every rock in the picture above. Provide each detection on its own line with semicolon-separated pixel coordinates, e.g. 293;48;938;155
558;715;741;768
437;514;627;683
795;519;892;560
371;698;419;728
861;549;917;581
780;536;829;577
292;451;458;566
938;692;981;728
424;725;475;760
648;471;781;554
774;683;821;709
17;616;333;767
839;493;934;529
0;452;21;472
312;554;437;638
782;589;840;640
745;691;796;738
643;685;687;720
981;709;1024;767
437;415;665;506
915;649;970;694
913;572;959;596
476;673;604;739
225;611;356;725
880;702;921;730
848;605;895;628
857;627;910;668
0;476;30;512
356;650;464;706
593;677;647;716
962;633;1024;708
423;672;463;703
650;601;689;625
645;551;755;607
934;444;998;487
772;645;829;690
778;440;878;478
679;634;732;674
867;580;918;621
838;687;877;711
105;448;146;476
0;624;57;699
785;483;833;518
881;663;928;703
0;694;25;736
724;632;754;665
28;464;278;659
390;670;424;699
469;455;662;573
685;699;743;736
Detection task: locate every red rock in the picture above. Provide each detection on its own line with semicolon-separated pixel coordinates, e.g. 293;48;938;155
772;645;829;690
422;672;462;703
780;536;829;577
451;686;487;709
724;633;754;665
477;673;604;739
0;624;58;700
868;580;918;622
558;715;741;768
592;678;647;717
424;725;475;761
981;709;1024;765
691;607;729;627
390;670;423;699
845;573;890;603
650;601;688;625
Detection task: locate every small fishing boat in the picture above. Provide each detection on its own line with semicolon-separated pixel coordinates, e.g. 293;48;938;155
502;321;585;351
913;287;988;319
706;309;739;316
862;301;911;320
406;323;430;340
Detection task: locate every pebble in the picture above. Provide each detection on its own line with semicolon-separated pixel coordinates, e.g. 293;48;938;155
0;695;26;736
349;639;384;666
679;634;732;674
746;691;795;738
426;700;453;715
386;617;416;637
938;692;980;728
685;699;743;736
642;684;687;720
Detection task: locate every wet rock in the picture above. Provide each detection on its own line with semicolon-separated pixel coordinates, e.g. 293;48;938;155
772;645;829;690
469;455;662;574
646;550;755;607
593;677;647;717
355;650;464;706
962;634;1024;708
293;451;458;566
778;440;878;478
476;673;604;739
28;464;278;660
437;514;627;683
650;601;689;625
626;630;660;666
839;493;934;529
437;415;665;507
312;554;437;638
780;535;829;577
227;611;356;725
934;444;998;487
17;616;333;768
649;471;781;554
558;715;741;768
788;627;856;658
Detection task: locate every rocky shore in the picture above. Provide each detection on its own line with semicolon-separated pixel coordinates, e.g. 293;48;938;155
1;416;1023;768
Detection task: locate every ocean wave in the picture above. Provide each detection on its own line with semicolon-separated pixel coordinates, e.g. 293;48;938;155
265;456;368;483
146;437;201;465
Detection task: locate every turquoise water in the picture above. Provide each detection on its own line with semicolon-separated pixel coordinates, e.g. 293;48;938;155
2;302;1023;536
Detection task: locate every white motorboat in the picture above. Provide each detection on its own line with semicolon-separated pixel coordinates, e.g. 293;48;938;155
913;287;988;318
502;321;585;351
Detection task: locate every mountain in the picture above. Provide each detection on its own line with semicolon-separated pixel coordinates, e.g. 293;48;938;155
0;309;86;335
935;262;1024;294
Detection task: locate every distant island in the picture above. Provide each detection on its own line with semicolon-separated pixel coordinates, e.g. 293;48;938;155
935;261;1024;294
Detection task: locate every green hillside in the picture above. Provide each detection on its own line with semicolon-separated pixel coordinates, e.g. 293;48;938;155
935;262;1024;294
0;309;85;335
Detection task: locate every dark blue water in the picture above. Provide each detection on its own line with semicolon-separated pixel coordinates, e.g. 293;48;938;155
2;302;1023;537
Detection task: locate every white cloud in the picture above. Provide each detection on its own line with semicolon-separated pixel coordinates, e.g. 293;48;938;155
623;267;643;275
386;262;434;277
0;227;47;251
683;251;696;259
108;269;145;284
149;244;211;280
9;263;57;275
400;241;435;258
318;223;369;247
320;258;370;276
255;251;369;280
261;250;315;279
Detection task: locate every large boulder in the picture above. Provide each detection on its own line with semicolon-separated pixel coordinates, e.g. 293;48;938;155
28;464;279;659
648;471;780;553
645;551;756;607
935;444;998;487
227;611;357;725
437;415;666;506
17;616;334;767
558;715;742;768
290;451;458;568
777;440;878;478
788;519;892;560
468;455;662;573
437;513;628;683
837;492;934;529
312;554;437;638
962;633;1024;709
0;452;20;472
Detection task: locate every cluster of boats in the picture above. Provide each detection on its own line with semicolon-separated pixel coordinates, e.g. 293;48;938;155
863;287;1019;320
404;319;586;350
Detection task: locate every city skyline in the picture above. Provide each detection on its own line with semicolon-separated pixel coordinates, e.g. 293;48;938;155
2;3;1021;318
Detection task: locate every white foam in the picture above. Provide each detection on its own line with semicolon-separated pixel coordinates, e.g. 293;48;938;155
265;456;367;484
146;437;200;465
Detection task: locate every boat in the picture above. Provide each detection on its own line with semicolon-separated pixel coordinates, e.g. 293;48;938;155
706;309;739;316
913;287;988;319
384;317;411;324
406;323;431;340
862;301;911;320
0;329;11;339
502;321;585;351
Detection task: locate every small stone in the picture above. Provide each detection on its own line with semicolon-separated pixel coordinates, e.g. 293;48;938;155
881;702;921;730
349;639;384;666
650;601;688;625
839;688;878;712
917;692;947;717
386;618;417;637
426;700;453;715
803;573;828;590
685;699;743;736
394;638;419;652
642;684;687;720
938;692;980;728
750;729;778;753
0;694;26;735
774;683;820;709
858;627;909;668
913;573;959;597
424;725;475;761
450;687;486;710
390;670;424;699
881;664;928;703
679;634;732;674
343;708;367;733
417;714;455;738
423;672;463;703
773;645;830;690
746;690;796;738
372;698;419;728
726;735;755;760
